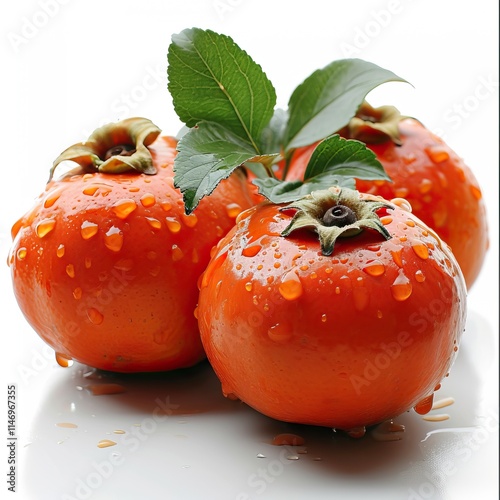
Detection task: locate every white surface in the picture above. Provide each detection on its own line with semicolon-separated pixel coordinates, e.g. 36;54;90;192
1;1;498;499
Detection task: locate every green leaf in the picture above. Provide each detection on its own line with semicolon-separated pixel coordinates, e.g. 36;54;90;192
259;108;288;154
284;58;408;150
167;28;276;153
174;121;278;213
304;135;391;181
253;176;355;204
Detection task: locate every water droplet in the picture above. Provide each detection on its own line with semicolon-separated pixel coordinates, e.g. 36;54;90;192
140;193;156;207
17;247;27;260
73;287;82;300
245;282;253;292
104;226;123;252
345;427;366;439
66;264;75;278
146;217;162;230
422;413;450;422
256;453;266;459
171;245;184;261
36;218;56;238
411;240;429;260
363;260;385;276
113;429;126;435
391;269;412;301
279;271;303;300
56;244;65;258
273;262;281;269
425;146;449;164
267;323;292;343
181;213;198;228
271;433;305;446
226;203;242;218
380;216;393;226
371;420;405;441
56;422;78;428
166;217;182;233
377;310;383;319
335;286;341;294
469;184;482;200
414;394;434;415
112;199;137;219
405;219;416;227
391;197;412;212
161;201;172;212
55;352;73;368
390;248;404;268
97;439;117;449
286;455;300;460
80;221;98;240
242;244;262;257
414;270;425;283
87;308;104;325
431;397;455;410
43;189;62;208
321;314;327;323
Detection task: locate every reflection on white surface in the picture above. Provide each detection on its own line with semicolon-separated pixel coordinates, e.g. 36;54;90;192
8;309;496;500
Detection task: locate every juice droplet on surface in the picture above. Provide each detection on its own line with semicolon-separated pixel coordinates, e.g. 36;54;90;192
87;308;104;325
242;244;262;257
244;282;253;292
182;213;198;228
112;199;137;219
411;240;429;260
391;269;412;301
17;248;27;260
278;272;303;301
271;433;305;446
113;429;126;435
56;244;65;258
171;245;184;262
55;352;73;368
380;216;393;226
363;260;385;276
425;146;449;164
73;287;82;300
166;217;182;233
390;248;404;268
66;264;75;278
422;414;450;422
81;221;98;240
390;198;412;212
104;227;123;252
431;397;455;410
414;394;434;415
82;184;101;196
267;323;292;343
371;420;405;442
226;203;242;219
415;270;426;282
345;427;366;439
97;440;117;449
36;219;56;238
146;217;162;230
44;189;62;208
56;422;77;428
321;314;327;323
140;193;156;207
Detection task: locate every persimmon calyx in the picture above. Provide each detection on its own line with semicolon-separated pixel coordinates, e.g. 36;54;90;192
280;187;392;256
49;117;161;181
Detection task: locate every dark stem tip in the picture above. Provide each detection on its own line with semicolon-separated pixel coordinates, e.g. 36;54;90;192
322;204;357;228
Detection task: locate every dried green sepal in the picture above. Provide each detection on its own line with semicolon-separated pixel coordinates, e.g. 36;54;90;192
280;187;391;255
49;117;161;181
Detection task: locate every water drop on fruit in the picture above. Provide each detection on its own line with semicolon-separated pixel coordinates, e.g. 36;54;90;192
182;213;198;228
278;272;303;301
226;203;242;219
82;184;100;196
267;323;292;343
390;248;404;268
363;260;385;276
390;197;412;212
245;282;253;292
43;189;62;208
411;240;429;260
36;219;56;238
415;270;426;282
87;308;104;325
140;193;156;207
104;226;123;252
321;313;327;323
55;352;73;367
81;221;98;240
112;199;137;219
405;219;416;228
73;287;82;300
242;244;262;257
380;216;393;226
85;257;92;268
161;201;172;212
56;244;65;258
166;217;182;233
146;217;162;230
171;245;184;262
66;264;75;278
425;146;449;164
414;394;434;415
391;269;412;301
17;247;27;260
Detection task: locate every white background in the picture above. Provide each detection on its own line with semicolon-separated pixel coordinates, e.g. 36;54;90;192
1;1;498;499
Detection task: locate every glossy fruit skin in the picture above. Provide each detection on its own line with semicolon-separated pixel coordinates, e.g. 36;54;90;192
197;194;467;430
9;135;253;373
281;118;488;289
